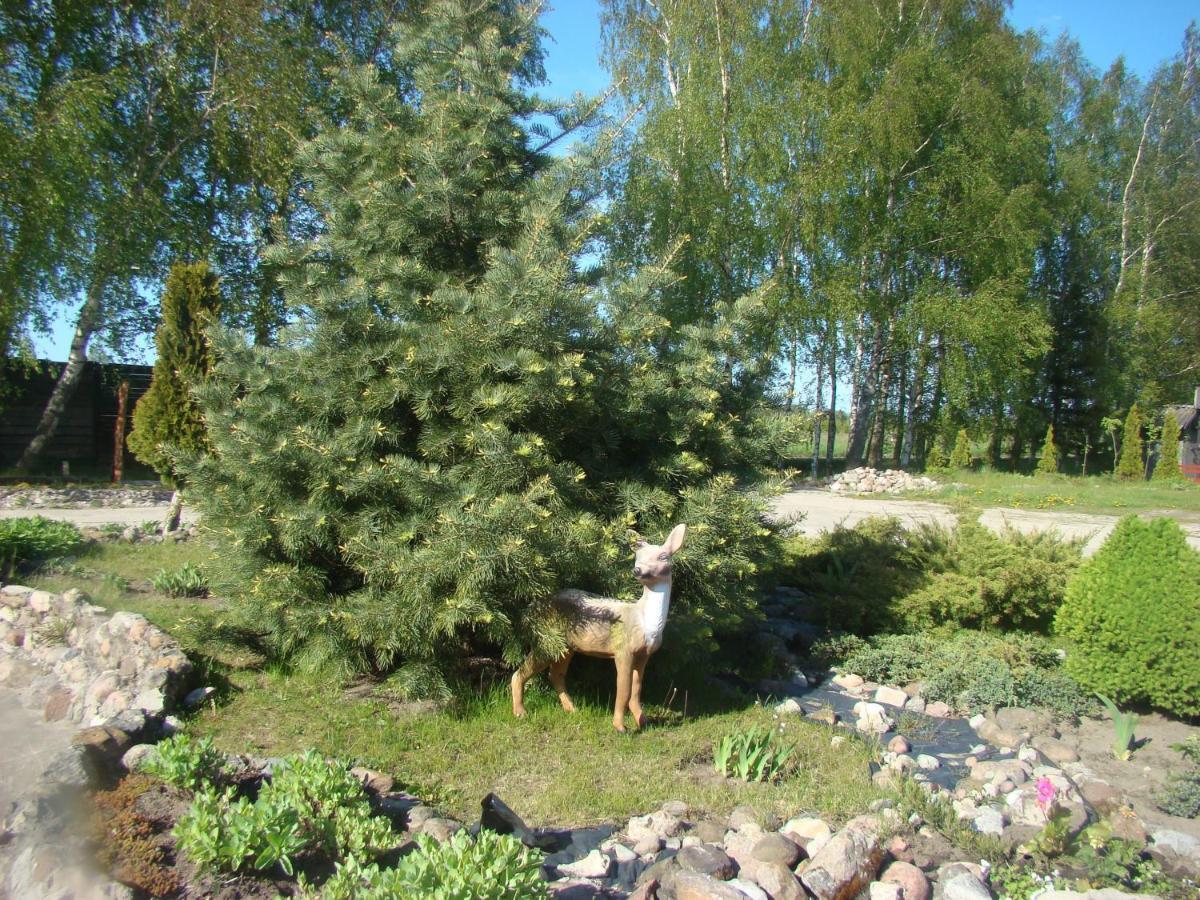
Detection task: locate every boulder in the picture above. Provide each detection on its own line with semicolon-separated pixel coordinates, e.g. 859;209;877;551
751;833;803;868
874;686;908;709
556;849;613;880
750;861;806;900
672;872;749;900
800;815;884;900
676;844;736;881
879;861;931;900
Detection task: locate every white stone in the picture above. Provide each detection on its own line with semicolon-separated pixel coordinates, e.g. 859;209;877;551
728;880;770;900
916;754;941;771
775;698;805;716
556;849;613;879
869;883;903;900
874;686;908;708
972;807;1005;836
940;872;993;900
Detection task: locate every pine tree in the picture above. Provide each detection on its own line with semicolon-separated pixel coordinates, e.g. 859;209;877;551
1115;404;1145;480
1036;424;1060;476
184;0;788;694
127;261;221;484
1152;412;1185;482
950;429;972;470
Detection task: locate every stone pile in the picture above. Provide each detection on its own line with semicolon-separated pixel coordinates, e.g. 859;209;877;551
0;584;193;725
0;486;173;509
828;468;940;495
1;582;194;899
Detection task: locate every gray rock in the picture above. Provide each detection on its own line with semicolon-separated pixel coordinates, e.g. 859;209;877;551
419;817;462;842
676;844;736;880
874;686;908;708
727;880;769;900
937;872;992;900
1032;736;1079;764
971;807;1005;836
776;698;805;716
672;872;749;900
870;884;903;900
751;832;802;867
750;861;806;900
916;754;941;771
121;743;159;772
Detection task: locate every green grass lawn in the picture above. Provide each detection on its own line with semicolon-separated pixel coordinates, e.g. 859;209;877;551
921;468;1200;517
22;538;879;829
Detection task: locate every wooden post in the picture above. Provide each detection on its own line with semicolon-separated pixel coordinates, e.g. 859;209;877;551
112;380;129;484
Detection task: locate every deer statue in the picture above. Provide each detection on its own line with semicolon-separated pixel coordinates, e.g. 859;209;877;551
511;524;687;732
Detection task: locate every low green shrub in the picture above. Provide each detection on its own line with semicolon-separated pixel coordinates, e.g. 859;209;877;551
713;726;794;782
833;631;1096;717
151;562;208;597
1055;516;1200;718
785;518;1080;635
0;516;83;579
141;734;226;791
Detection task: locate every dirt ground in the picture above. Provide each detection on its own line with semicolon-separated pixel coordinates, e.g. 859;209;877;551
1055;712;1200;841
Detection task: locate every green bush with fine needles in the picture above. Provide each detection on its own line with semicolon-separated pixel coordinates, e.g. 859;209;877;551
1055;516;1200;717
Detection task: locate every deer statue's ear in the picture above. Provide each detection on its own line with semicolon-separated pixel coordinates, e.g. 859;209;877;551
662;523;687;555
627;529;645;548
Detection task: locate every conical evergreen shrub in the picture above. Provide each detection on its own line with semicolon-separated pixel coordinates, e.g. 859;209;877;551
128;261;221;484
1055;516;1200;717
949;429;972;470
1152;412;1186;482
1035;424;1059;476
1115;404;1144;480
184;1;791;695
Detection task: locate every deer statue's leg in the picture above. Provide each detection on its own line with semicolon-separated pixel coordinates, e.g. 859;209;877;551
548;651;576;712
629;651;649;729
511;654;548;718
613;653;634;732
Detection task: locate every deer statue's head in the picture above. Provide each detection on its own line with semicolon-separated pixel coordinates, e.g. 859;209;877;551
631;523;687;586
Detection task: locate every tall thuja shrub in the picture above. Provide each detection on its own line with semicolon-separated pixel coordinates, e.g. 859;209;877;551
1152;412;1185;482
128;262;221;483
1055;516;1200;717
185;0;787;693
949;429;972;470
1115;404;1144;480
1036;424;1059;476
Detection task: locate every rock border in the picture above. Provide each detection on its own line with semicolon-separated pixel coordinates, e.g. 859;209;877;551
0;582;195;899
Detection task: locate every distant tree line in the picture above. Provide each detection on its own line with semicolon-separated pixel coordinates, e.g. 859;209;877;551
1;0;1197;475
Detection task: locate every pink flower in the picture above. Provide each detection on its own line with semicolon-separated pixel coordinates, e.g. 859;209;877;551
1036;776;1057;812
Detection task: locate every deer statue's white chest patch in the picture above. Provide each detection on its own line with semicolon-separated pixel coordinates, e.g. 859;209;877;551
639;583;671;651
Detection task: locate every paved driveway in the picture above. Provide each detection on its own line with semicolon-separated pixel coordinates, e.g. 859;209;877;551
770;487;1200;556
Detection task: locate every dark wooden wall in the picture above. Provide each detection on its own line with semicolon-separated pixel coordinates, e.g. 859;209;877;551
0;361;153;470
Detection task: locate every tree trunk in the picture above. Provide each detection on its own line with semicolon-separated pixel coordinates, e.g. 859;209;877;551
783;332;800;411
900;342;927;469
826;334;837;468
891;354;907;468
811;353;824;480
845;316;876;465
866;347;891;469
15;272;107;472
162;490;183;533
112;380;129;483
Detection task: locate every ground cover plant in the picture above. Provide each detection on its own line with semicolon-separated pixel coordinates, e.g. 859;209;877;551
820;630;1096;718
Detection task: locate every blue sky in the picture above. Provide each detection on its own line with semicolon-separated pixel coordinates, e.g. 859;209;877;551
34;1;1198;362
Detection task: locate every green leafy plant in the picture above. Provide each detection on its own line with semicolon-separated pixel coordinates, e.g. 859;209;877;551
1096;693;1138;760
713;726;794;782
173;750;395;877
150;562;208;598
142;734;226;791
1056;516;1200;717
0;516;83;579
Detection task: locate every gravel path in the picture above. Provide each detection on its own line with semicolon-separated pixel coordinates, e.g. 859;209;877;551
0;504;199;527
770;487;1200;555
